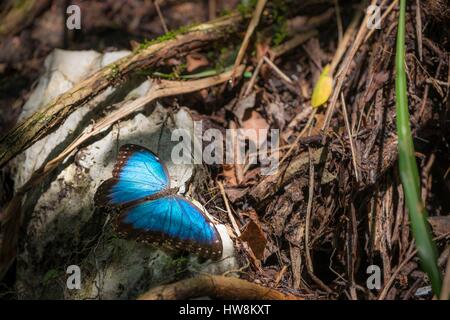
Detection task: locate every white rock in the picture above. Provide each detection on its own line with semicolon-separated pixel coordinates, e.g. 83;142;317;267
13;49;236;299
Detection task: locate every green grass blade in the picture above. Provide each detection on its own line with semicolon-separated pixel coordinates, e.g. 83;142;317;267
395;0;442;296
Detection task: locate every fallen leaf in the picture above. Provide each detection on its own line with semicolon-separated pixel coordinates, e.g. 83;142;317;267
266;101;286;130
224;186;247;203
231;92;256;124
428;216;450;237
256;41;270;60
186;53;209;72
309;112;325;135
241;110;270;152
242;166;261;184
311;64;333;108
240;216;267;260
241;110;269;131
166;58;182;66
299;77;311;99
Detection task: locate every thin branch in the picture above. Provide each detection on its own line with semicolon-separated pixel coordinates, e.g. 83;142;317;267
263;56;294;85
333;0;343;43
208;0;217;20
340;93;360;182
217;180;241;237
415;0;423;61
154;0;169;33
440;251;450;300
0;13;242;169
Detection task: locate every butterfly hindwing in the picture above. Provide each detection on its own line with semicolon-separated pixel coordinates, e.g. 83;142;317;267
94;144;170;207
115;196;223;259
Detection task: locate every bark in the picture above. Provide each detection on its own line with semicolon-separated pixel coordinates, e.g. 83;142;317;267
0;0;51;37
0;13;242;169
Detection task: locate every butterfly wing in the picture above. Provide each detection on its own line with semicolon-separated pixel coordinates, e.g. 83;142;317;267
95;144;170;207
115;196;223;259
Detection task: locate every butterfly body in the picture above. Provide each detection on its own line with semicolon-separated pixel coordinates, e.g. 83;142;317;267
95;144;223;260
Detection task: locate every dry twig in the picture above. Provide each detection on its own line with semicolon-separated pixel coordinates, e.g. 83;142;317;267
231;0;267;82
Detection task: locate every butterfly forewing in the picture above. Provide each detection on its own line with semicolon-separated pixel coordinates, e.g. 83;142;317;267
94;144;170;208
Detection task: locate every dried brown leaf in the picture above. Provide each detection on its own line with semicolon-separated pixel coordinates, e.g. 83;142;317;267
186;53;209;72
240;218;267;260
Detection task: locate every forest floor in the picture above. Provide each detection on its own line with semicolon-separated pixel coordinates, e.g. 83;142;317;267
0;0;449;300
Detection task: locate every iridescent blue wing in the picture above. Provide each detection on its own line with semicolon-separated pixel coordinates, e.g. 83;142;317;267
115;196;223;259
95;144;169;207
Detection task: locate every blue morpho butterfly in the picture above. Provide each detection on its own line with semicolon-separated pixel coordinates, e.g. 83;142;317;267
94;144;223;260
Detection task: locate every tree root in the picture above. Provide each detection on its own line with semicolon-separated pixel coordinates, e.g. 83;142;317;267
137;275;303;300
0;13;243;169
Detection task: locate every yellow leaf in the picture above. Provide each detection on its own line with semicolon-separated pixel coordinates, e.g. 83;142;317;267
311;64;333;108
